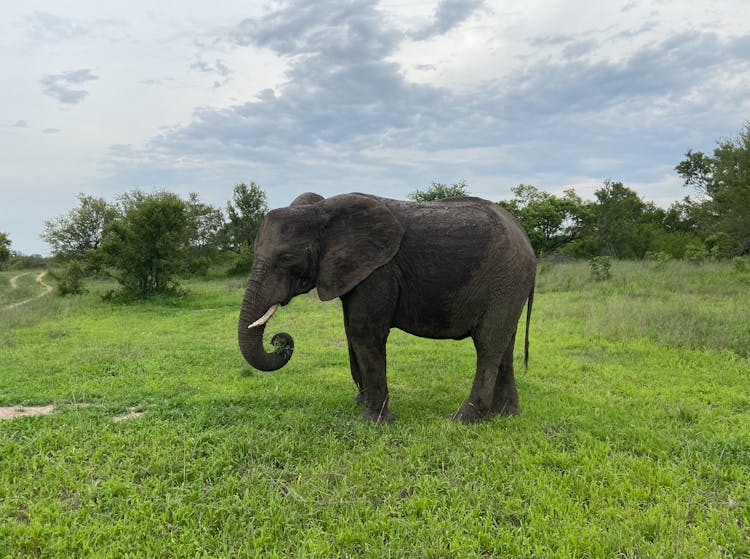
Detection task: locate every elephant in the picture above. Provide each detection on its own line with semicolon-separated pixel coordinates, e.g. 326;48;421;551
238;192;536;423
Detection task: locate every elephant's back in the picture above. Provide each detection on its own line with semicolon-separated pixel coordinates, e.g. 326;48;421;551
385;197;534;338
383;196;530;254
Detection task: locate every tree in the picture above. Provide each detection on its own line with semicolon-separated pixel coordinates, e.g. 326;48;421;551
592;180;651;258
675;123;750;254
498;185;586;255
0;232;11;269
101;190;191;297
557;181;681;259
41;194;117;264
224;182;268;272
409;180;469;202
185;192;225;274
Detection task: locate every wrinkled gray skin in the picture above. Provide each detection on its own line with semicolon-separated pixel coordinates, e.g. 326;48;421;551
238;192;536;423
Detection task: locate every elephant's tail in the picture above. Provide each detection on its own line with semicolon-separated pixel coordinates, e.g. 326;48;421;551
524;282;534;369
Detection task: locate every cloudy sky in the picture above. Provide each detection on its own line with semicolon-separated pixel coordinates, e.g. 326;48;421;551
2;0;749;255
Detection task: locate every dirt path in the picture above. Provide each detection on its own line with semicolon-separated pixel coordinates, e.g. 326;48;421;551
3;271;53;310
9;273;28;289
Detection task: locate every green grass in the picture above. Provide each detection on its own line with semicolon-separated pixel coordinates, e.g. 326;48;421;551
1;262;749;557
538;259;750;356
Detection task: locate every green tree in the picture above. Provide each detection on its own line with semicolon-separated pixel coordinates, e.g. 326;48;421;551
101;190;191;297
570;180;669;259
647;198;704;258
186;193;225;274
592;180;646;258
409;180;469;202
498;185;585;255
559;181;681;259
0;232;11;269
675;123;750;254
224;182;268;272
41;194;118;264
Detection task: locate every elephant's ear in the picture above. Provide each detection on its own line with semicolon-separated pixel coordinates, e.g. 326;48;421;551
317;194;404;301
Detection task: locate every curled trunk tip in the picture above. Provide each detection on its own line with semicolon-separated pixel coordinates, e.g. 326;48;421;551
238;310;295;371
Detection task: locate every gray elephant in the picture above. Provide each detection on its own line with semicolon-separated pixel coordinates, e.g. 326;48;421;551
238;192;536;423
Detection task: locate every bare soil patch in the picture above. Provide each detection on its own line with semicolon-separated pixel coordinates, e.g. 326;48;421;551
112;407;146;422
0;403;148;421
0;405;56;420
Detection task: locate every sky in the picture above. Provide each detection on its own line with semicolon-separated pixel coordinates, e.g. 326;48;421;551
1;0;749;255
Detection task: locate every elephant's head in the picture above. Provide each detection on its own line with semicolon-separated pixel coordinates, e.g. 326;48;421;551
238;192;405;371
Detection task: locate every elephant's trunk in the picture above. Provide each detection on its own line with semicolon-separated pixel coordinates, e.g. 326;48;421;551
238;282;294;371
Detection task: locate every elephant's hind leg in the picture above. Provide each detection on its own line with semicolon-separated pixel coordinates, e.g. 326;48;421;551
492;333;520;416
453;333;508;423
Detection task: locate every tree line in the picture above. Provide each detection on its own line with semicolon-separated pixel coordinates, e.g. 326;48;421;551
427;124;750;261
2;123;746;298
35;182;268;298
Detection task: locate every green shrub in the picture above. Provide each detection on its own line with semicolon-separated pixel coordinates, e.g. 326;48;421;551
409;180;469;202
101;191;190;298
228;243;254;275
733;256;750;272
187;256;211;276
645;251;673;266
51;260;87;295
684;243;710;263
704;232;741;258
589;256;611;281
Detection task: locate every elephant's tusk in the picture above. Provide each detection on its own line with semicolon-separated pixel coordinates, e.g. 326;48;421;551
248;305;279;328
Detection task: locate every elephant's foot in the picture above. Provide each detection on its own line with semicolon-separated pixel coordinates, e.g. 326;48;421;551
452;401;489;423
491;399;520;416
354;391;365;406
361;405;394;423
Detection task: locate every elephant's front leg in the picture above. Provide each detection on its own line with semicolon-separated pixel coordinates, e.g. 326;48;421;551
341;271;397;422
348;334;392;422
343;322;365;405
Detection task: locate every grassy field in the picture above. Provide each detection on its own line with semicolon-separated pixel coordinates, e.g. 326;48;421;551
0;261;748;558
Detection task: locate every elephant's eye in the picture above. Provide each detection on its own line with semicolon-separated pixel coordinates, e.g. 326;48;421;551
277;252;298;266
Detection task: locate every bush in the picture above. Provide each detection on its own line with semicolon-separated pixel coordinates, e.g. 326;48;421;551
645;251;673;267
704;232;740;259
560;238;600;259
733;256;750;272
589;256;612;281
685;243;710;264
187;256;212;276
409;180;469;202
228;243;255;275
51;260;88;295
101;191;190;298
0;232;10;269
